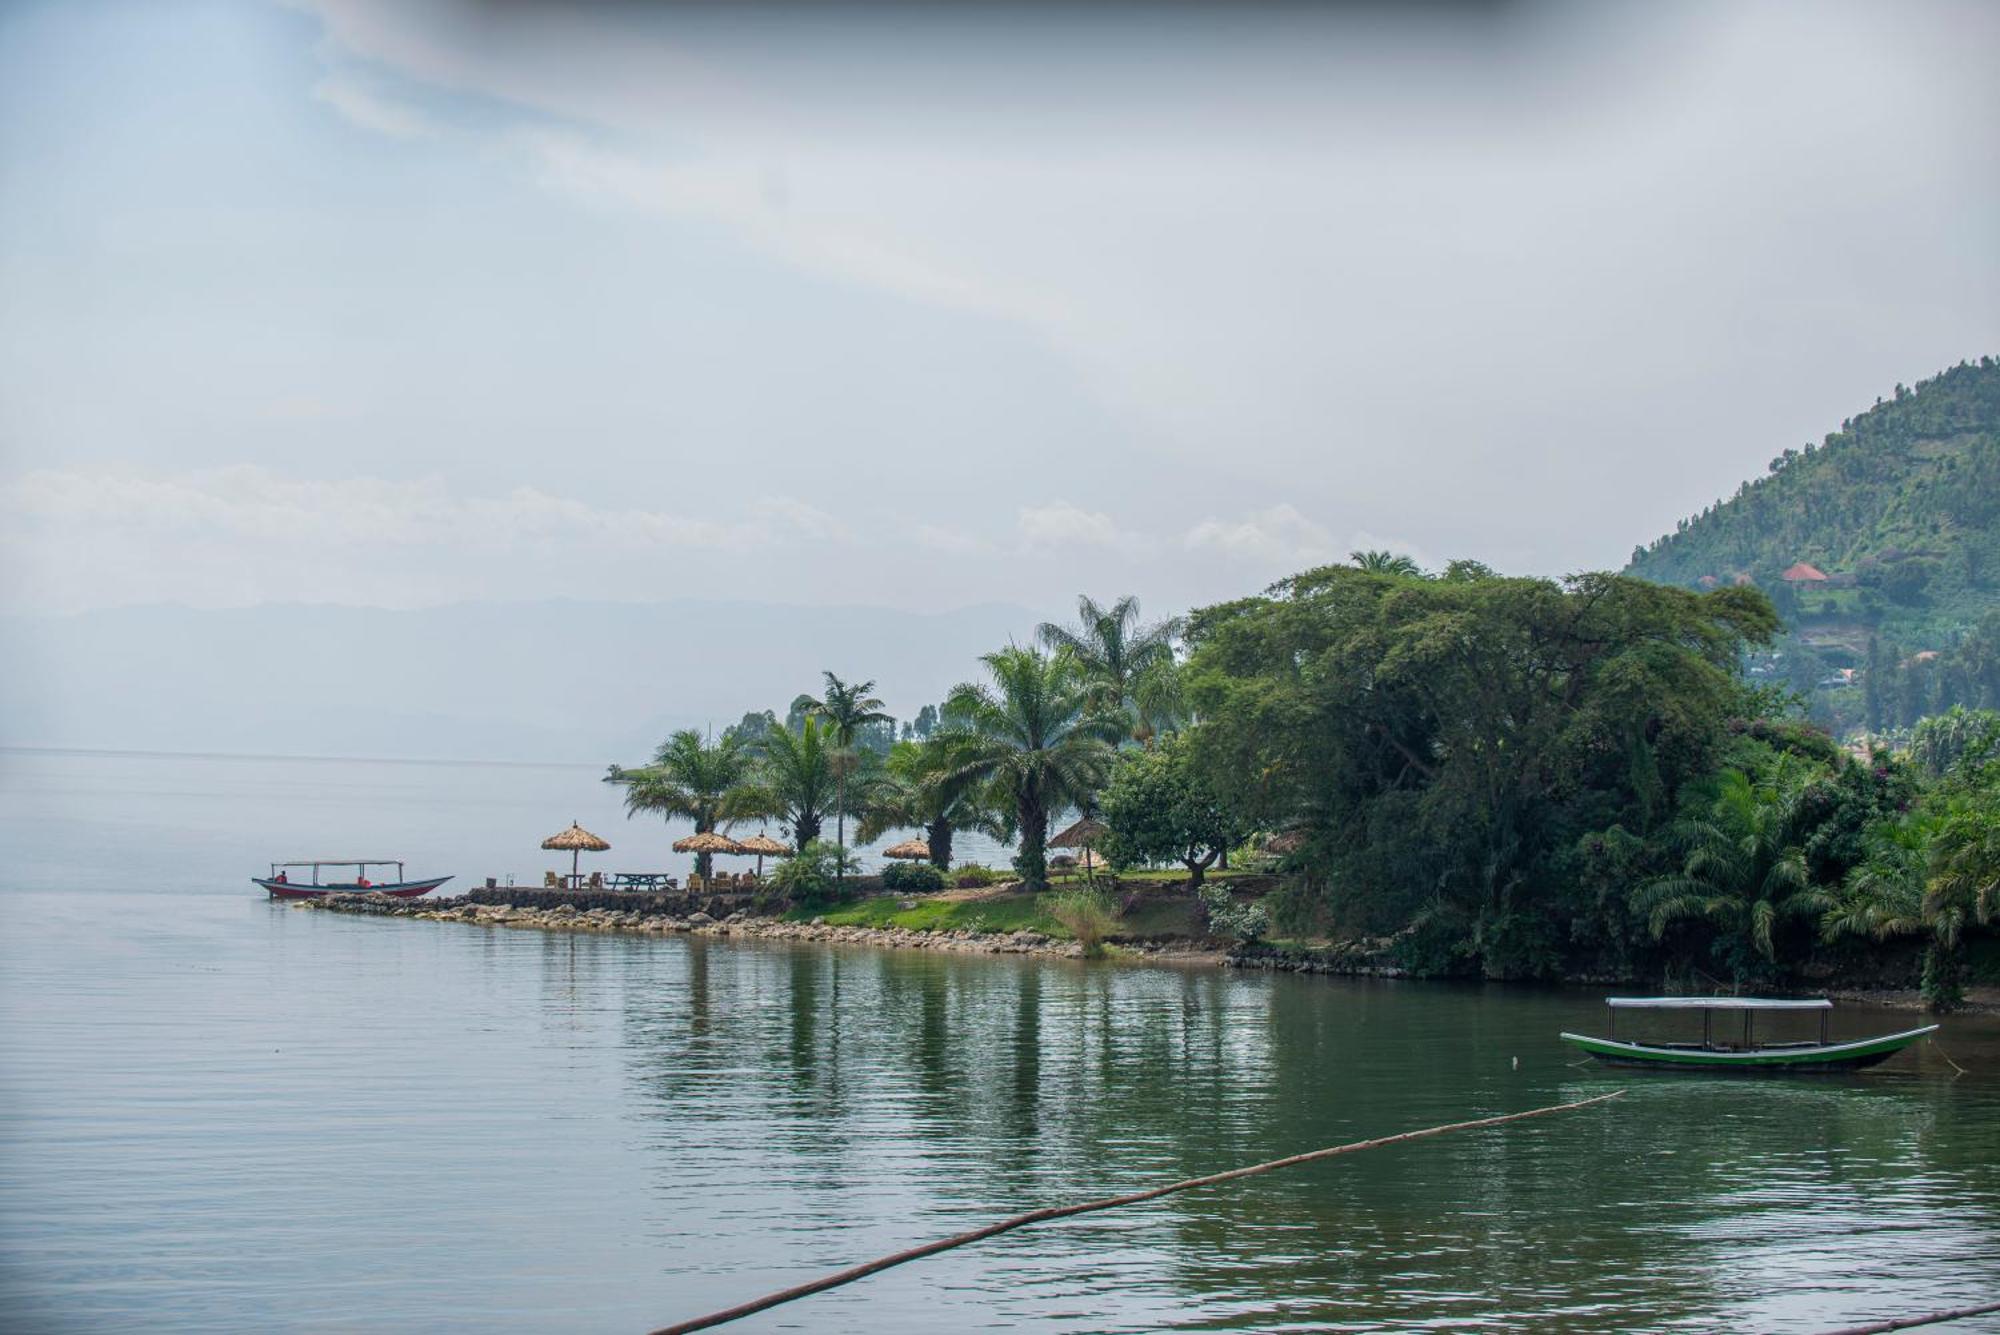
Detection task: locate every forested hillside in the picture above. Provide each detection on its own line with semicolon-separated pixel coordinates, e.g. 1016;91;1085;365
1627;358;2000;732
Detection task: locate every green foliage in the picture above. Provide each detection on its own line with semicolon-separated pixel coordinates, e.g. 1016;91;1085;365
856;734;1005;870
610;729;754;879
1045;885;1120;958
738;717;841;851
951;863;1001;888
1909;705;2000;777
1099;733;1241;886
769;839;861;908
1199;884;1269;943
1185;563;1778;977
880;861;946;892
942;646;1126;890
1633;763;1832;985
1626;359;2000;731
1037;594;1183;744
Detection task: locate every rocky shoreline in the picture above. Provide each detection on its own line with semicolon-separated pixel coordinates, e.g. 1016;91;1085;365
293;892;1223;964
293;892;1973;1010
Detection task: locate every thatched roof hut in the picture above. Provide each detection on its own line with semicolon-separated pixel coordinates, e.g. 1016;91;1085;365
1049;817;1107;850
882;838;932;861
542;821;610;877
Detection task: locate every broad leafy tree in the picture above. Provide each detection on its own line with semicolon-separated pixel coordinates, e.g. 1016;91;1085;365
1099;733;1241;889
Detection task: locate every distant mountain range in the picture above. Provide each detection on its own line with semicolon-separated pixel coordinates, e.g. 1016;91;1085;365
0;598;1040;763
1627;357;2000;729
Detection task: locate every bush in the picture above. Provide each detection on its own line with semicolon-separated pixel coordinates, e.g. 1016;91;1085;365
881;861;945;892
769;840;861;909
1200;884;1269;943
952;863;1001;888
1046;886;1120;958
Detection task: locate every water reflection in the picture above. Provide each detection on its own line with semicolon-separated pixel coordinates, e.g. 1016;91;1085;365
605;939;2000;1333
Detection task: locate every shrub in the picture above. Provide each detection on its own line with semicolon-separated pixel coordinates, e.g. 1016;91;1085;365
881;861;945;892
769;840;861;909
952;863;1001;888
1047;886;1120;958
1200;884;1269;943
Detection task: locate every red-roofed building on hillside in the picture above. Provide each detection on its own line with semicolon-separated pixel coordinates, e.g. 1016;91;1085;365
1781;561;1830;583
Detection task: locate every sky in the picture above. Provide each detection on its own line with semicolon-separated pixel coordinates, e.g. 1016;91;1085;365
1;0;1997;619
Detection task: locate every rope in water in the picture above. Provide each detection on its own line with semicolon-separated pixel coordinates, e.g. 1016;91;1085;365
645;1088;1627;1335
1814;1300;2000;1334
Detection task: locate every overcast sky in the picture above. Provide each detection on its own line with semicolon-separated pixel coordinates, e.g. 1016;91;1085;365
1;0;1995;618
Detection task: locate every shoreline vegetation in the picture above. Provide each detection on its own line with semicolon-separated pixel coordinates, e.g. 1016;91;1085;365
587;547;2000;1013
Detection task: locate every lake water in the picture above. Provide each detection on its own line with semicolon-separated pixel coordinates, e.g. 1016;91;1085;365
3;748;1998;1333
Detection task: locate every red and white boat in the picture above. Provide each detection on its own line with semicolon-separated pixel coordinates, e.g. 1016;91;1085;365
255;859;452;900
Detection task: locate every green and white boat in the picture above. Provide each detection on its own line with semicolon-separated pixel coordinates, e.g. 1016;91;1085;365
1560;997;1937;1073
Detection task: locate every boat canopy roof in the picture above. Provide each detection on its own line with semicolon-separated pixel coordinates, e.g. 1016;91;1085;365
1606;996;1831;1011
272;860;404;869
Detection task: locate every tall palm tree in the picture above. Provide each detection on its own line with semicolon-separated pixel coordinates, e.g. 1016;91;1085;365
1036;594;1181;744
1633;765;1830;982
614;730;752;880
857;734;1004;870
737;717;841;851
1350;549;1423;577
804;672;893;875
943;646;1126;890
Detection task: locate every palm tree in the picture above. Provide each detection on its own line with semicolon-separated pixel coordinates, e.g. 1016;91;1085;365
943;646;1126;890
1822;808;1962;1009
856;734;1004;870
1036;594;1181;744
613;730;752;880
1633;765;1830;983
1349;549;1423;577
804;672;893;876
737;717;840;851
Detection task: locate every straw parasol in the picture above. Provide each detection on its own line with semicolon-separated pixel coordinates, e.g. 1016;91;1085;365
542;820;610;880
735;832;792;876
1049;817;1108;851
673;830;746;880
881;838;932;861
672;831;746;855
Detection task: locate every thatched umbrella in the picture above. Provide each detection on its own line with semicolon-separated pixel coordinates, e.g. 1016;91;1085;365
882;838;932;862
1049;817;1107;851
542;820;610;881
736;832;791;877
673;830;745;880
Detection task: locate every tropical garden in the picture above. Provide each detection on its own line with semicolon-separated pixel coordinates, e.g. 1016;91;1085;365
608;561;2000;1008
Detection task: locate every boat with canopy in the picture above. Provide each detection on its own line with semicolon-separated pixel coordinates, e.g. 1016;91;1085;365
1559;997;1936;1072
254;860;452;900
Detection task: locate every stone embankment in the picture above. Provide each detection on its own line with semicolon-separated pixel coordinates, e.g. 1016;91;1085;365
298;890;1419;974
295;892;1191;962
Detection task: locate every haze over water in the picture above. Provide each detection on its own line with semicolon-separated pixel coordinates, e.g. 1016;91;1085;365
2;749;1998;1332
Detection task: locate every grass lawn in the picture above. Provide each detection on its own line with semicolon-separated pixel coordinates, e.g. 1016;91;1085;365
784;886;1205;940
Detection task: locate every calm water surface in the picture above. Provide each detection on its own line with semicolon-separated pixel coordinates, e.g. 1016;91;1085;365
2;749;1998;1333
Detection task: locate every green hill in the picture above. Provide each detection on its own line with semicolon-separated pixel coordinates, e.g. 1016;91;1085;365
1626;357;2000;732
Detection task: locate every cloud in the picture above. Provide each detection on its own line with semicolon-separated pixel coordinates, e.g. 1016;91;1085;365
1184;508;1437;575
913;524;989;556
312;75;440;140
1184;505;1339;566
0;468;864;612
1016;501;1154;557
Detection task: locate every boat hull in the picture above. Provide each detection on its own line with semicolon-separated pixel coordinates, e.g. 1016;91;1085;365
256;876;452;900
1558;1025;1938;1073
